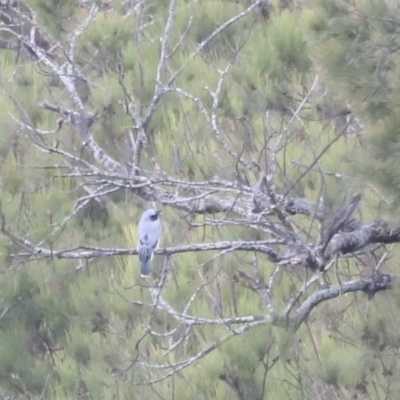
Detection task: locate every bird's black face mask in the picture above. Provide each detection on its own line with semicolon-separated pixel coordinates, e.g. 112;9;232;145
150;211;160;221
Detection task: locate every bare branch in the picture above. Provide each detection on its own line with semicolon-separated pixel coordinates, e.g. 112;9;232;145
6;236;285;261
293;272;397;328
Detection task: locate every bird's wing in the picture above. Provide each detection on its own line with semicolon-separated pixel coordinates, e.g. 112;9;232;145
138;232;159;264
138;220;161;246
139;233;159;250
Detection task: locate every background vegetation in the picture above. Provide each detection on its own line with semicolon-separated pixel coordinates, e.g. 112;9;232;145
0;0;399;399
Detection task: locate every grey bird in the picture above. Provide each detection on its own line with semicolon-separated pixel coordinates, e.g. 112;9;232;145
137;209;162;278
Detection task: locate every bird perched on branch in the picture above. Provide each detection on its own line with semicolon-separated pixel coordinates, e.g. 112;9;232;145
137;209;162;278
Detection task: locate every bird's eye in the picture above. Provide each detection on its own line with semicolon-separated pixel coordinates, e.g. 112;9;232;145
150;214;158;221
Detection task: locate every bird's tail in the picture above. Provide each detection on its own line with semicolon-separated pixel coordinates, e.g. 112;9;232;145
139;246;153;278
140;259;151;279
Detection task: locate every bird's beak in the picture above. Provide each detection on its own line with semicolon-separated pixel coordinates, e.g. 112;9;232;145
156;210;162;216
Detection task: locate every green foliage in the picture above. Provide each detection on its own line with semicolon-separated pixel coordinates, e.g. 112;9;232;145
31;0;79;36
309;0;400;208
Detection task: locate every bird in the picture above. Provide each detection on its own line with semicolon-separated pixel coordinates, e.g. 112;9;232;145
137;209;162;278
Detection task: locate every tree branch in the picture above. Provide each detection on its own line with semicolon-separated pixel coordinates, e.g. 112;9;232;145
293;272;397;328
